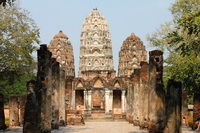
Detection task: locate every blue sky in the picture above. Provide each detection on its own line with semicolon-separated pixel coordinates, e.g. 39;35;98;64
20;0;174;76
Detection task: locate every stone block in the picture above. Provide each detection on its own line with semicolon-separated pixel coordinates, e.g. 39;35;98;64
113;108;122;114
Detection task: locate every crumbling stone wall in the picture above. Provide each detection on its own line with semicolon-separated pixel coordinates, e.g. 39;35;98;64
132;69;140;121
127;50;167;131
126;75;134;122
126;50;183;132
65;77;73;110
138;62;149;122
9;95;19;127
23;81;41;133
37;44;53;132
148;50;165;131
51;58;60;127
0;93;7;130
23;44;69;132
165;79;182;133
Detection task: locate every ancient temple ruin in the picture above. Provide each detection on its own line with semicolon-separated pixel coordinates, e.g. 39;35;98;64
74;8;126;118
16;8;184;132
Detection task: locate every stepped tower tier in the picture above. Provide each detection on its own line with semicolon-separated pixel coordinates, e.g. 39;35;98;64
118;33;147;77
78;8;114;77
48;30;75;77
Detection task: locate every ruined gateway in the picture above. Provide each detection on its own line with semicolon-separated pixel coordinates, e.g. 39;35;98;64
21;8;182;132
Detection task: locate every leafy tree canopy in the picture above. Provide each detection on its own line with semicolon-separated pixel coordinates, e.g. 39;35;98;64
0;3;40;101
147;0;200;94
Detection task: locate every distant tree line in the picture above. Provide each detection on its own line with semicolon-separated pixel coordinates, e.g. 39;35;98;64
0;1;40;102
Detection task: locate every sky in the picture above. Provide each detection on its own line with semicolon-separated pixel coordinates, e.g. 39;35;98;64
20;0;175;76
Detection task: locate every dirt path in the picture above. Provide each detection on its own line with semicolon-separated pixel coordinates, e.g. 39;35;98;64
1;122;199;133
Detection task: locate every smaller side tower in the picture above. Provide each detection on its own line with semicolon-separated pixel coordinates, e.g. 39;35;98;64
48;30;75;77
118;33;147;77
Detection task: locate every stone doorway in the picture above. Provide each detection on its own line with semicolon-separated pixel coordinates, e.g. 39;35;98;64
113;90;122;116
75;90;84;110
91;89;105;118
92;89;105;110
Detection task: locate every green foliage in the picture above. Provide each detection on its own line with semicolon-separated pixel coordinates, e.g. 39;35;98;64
147;0;200;94
165;52;200;94
0;71;36;103
170;0;200;56
0;3;39;101
0;3;40;74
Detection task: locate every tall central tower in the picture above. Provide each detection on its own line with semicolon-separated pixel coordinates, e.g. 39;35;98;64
78;8;114;77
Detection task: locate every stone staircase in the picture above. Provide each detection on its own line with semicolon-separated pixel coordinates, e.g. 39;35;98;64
84;109;126;122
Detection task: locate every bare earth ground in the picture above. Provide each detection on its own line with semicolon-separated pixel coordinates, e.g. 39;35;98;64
1;122;199;133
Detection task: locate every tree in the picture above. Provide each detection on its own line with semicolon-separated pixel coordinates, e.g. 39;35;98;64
0;3;40;101
147;0;200;94
0;0;14;7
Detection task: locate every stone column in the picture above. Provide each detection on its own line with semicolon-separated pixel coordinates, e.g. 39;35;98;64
37;44;53;132
9;95;19;126
71;90;76;109
88;90;92;111
0;93;7;130
51;59;60;125
139;62;149;121
165;79;182;133
109;90;113;113
121;90;126;113
148;50;165;132
105;89;110;114
59;69;66;121
23;81;41;133
84;90;87;110
132;69;140;119
19;95;27;126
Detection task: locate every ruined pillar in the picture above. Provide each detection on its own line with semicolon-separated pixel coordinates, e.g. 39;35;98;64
126;75;134;121
72;90;76;109
19;95;27;126
37;44;53;132
0;93;7;130
23;81;41;133
109;90;113;113
88;90;92;111
182;90;188;126
132;69;140;120
105;89;110;114
148;50;165;131
121;90;126;113
66;77;73;110
9;95;19;126
139;62;149;122
51;59;60;125
84;90;87;110
193;92;200;125
59;69;66;121
165;79;182;133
